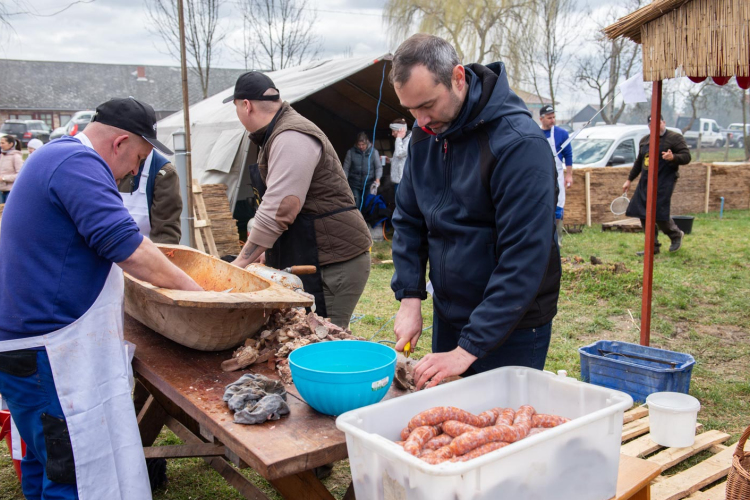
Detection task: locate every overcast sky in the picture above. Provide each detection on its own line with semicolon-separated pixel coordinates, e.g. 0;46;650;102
1;0;638;119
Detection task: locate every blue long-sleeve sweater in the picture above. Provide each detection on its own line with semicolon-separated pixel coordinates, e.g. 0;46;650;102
0;136;142;341
542;126;573;166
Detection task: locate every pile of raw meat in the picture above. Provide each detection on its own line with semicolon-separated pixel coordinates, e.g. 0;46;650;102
396;405;570;464
221;308;365;384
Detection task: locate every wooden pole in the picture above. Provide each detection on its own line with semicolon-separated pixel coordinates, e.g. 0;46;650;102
704;165;711;213
585;171;592;227
177;0;195;248
640;81;662;346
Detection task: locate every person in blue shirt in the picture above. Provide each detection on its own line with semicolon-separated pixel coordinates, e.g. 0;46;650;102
539;104;573;244
0;97;202;500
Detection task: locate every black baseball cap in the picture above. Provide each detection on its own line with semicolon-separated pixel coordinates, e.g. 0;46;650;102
540;104;555;117
222;71;280;104
91;97;173;155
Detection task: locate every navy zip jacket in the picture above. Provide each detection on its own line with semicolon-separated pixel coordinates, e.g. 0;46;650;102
391;62;561;359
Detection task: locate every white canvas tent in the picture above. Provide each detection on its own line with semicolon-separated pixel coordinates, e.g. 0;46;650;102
156;54;410;212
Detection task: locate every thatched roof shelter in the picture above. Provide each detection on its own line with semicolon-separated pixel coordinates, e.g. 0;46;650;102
604;0;750;85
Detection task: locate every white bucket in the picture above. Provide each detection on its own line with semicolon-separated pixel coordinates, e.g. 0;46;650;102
646;392;701;447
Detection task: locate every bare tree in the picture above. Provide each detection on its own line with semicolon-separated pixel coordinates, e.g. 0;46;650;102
519;0;579;106
236;0;321;71
146;0;226;99
677;80;709;133
383;0;532;87
574;0;642;124
1;0;96;35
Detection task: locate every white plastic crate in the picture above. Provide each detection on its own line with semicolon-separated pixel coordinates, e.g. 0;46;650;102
336;366;633;500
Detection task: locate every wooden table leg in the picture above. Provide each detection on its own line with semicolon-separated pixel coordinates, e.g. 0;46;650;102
137;394;168;447
343;481;356;500
629;484;650;500
133;379;150;415
270;470;336;500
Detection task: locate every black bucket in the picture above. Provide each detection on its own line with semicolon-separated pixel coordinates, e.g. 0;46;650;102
672;215;694;234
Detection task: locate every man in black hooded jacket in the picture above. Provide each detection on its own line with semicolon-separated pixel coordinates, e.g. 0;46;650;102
389;34;561;389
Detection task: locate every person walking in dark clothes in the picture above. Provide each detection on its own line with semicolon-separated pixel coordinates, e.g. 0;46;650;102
623;115;691;255
342;132;382;208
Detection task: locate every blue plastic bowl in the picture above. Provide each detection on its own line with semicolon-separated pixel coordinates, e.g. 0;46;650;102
288;340;396;416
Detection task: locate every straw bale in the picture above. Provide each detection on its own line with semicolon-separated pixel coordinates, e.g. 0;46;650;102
200;183;241;257
563;163;750;225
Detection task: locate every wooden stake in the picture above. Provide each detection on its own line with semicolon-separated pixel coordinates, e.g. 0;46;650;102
585;171;592;227
704;165;711;213
641;81;663;347
177;0;195;248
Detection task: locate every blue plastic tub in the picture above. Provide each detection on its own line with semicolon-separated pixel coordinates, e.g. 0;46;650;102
289;340;396;416
579;340;695;403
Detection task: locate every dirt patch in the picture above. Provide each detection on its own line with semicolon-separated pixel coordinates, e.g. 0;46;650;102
695;324;750;346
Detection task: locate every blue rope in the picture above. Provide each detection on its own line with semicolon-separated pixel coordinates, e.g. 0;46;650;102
359;61;387;211
368;313;397;341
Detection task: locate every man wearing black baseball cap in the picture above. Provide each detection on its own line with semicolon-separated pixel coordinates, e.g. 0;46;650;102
227;71;372;330
0;97;201;499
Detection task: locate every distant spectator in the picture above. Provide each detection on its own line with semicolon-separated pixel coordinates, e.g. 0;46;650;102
389;118;411;195
342;132;382;208
27;138;44;154
0;135;23;203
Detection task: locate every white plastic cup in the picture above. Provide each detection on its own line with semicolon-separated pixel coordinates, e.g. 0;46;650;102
646;392;701;447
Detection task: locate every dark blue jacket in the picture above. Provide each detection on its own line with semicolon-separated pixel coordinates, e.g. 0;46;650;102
391;62;561;359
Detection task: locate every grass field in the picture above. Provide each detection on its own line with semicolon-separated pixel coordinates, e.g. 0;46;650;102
2;210;749;499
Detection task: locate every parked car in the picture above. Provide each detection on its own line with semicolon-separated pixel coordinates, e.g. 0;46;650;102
675;117;724;148
727;123;750;149
571;125;682;169
0;120;51;147
49;110;95;141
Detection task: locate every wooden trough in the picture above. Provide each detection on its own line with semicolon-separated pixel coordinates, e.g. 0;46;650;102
124;244;313;351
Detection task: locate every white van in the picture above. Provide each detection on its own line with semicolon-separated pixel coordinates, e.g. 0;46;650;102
571;125;684;169
571;125;648;169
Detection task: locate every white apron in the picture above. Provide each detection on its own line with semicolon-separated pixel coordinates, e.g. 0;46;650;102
0;265;152;500
120;150;153;237
547;126;566;208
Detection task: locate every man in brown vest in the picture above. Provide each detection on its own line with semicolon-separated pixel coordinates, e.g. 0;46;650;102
227;72;372;328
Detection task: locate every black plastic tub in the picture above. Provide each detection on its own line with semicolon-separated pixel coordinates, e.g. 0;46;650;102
672;215;694;234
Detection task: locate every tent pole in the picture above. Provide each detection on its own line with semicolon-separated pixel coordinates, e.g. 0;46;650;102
177;0;195;248
640;80;662;346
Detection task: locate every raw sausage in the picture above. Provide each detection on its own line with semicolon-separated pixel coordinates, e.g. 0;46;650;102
528;427;547;436
407;407;484;431
400;427;411;441
442;420;480;437
450;423;529;456
532;414;570;428
513;405;536;425
494;408;515;427
478;410;497;427
451;441;510;462
424;434;454;451
404;425;440;456
420;445;455;464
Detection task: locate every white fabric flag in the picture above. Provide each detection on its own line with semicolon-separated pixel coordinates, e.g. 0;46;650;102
619;73;648;104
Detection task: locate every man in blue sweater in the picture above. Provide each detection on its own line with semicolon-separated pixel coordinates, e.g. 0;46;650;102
389;34;561;390
0;97;202;499
539;104;573;244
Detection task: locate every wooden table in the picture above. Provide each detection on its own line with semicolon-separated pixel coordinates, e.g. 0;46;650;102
125;315;662;500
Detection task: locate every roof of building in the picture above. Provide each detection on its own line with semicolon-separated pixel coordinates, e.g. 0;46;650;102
0;59;246;112
571;104;603;123
514;89;553;106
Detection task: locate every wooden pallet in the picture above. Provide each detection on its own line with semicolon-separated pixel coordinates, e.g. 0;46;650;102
191;180;220;257
603;218;644;233
620;406;744;500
